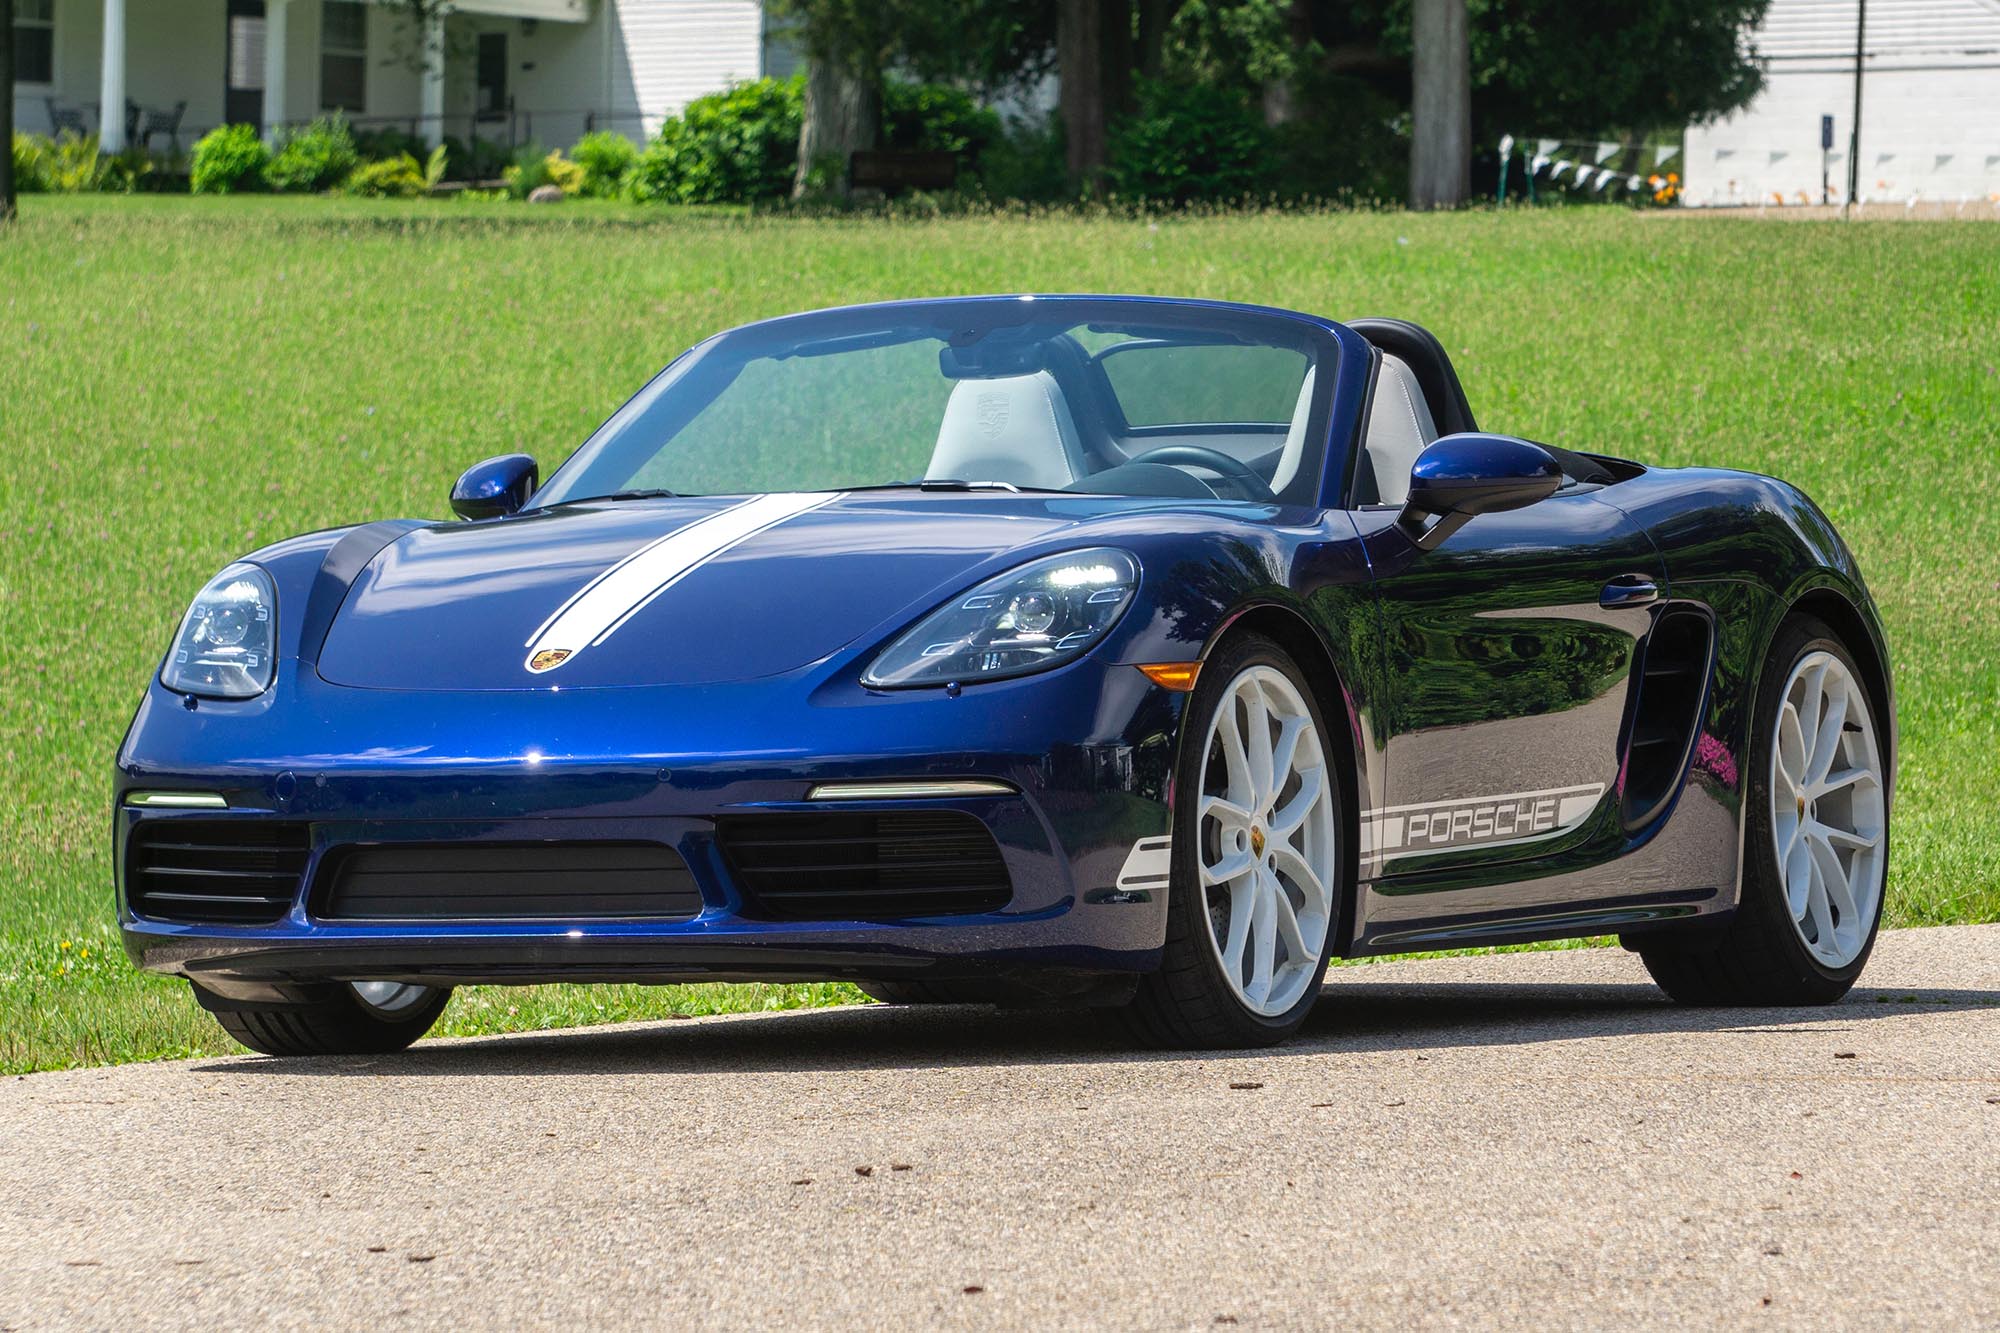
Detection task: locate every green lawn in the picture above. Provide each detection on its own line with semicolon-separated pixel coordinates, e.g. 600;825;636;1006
1;195;1994;1073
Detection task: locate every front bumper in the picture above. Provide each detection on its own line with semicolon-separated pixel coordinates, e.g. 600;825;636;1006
116;657;1185;993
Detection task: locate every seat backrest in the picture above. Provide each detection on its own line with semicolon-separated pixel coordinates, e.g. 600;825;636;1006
1266;363;1319;498
1360;354;1439;506
927;372;1086;491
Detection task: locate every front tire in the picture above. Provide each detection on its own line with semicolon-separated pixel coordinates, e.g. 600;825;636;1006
1635;614;1888;1005
1120;634;1345;1048
204;982;452;1056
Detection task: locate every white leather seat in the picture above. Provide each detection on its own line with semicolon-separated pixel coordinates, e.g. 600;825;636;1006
927;372;1087;491
1267;364;1318;497
1360;354;1439;506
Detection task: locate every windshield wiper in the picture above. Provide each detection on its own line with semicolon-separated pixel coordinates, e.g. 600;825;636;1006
545;488;681;507
842;479;1065;494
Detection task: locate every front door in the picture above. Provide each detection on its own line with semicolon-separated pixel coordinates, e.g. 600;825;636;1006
225;0;266;130
1356;490;1666;912
476;33;508;121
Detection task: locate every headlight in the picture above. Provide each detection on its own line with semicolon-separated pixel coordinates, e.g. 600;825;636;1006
160;564;277;699
864;548;1138;689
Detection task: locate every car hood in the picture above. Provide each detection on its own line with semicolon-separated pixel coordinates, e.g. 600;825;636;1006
315;492;1117;691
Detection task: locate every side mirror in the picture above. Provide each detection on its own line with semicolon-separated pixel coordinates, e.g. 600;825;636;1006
1398;433;1562;550
450;454;539;520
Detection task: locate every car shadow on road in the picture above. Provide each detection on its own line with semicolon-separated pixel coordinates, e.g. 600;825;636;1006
200;972;2000;1079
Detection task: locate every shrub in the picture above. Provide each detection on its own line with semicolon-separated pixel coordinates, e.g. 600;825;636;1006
42;132;115;193
627;75;802;204
263;116;359;193
502;146;586;199
436;133;512;182
1106;79;1273;204
354;125;429;162
975;115;1069;203
11;132;52;193
883;81;1002;163
190;124;270;194
571;130;638;198
1271;71;1405;203
342;145;448;198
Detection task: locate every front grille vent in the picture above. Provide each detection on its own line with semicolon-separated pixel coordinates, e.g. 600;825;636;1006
317;843;702;921
127;820;310;925
716;811;1011;920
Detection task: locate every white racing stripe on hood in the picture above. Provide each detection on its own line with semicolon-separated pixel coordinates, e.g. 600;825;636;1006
524;491;842;673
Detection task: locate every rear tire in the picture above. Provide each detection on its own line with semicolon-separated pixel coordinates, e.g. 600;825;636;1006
1633;614;1888;1005
203;982;452;1056
1119;633;1346;1048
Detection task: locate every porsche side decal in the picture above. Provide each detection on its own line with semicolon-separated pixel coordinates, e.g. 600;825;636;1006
524;491;842;673
1361;782;1606;860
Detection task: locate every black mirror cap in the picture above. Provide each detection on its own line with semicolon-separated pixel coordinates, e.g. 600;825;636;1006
450;454;539;520
1399;433;1562;549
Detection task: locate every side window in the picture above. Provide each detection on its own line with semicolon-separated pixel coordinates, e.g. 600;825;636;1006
15;0;54;85
320;1;367;111
1098;342;1309;427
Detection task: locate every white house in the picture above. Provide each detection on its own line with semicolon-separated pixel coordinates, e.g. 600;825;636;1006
1684;0;2000;206
9;0;798;154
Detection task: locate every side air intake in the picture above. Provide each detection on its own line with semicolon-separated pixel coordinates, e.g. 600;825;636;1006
1621;607;1716;829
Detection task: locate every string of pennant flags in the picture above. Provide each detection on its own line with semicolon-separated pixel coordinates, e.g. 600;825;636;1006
1495;134;1681;200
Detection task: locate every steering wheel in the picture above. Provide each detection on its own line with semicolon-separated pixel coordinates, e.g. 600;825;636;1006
1126;444;1278;503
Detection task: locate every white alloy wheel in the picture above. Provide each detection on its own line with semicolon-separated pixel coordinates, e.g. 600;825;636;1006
1194;664;1340;1016
1770;650;1886;969
350;980;434;1015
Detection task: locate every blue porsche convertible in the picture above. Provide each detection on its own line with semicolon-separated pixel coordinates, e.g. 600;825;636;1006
116;295;1893;1054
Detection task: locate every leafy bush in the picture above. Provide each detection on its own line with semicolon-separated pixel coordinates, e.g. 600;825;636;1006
436;133;512;182
42;132;114;193
503;146;586;199
883;82;1002;162
1106;79;1273;203
342;145;448;198
354;125;428;162
571;130;638;198
975;115;1069;202
263;116;359;193
190;124;270;194
11;133;52;193
627;75;803;204
1271;71;1405;203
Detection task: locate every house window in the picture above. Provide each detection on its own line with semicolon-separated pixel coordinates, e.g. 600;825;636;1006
14;0;55;86
320;1;367;112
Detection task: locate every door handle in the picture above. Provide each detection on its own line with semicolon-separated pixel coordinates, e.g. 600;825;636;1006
1600;574;1660;609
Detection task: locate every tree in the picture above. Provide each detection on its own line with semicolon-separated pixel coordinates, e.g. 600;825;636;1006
2;0;15;222
1408;0;1469;207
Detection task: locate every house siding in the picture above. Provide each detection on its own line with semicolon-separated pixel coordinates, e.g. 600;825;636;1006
1684;0;2000;205
13;0;770;150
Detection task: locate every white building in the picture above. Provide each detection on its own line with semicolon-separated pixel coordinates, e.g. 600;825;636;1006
9;0;797;154
1684;0;2000;206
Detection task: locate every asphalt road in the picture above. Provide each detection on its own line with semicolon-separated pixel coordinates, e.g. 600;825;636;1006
6;926;1999;1330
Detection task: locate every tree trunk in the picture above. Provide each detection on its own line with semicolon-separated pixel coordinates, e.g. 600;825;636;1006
1408;0;1470;209
1135;0;1176;79
1058;0;1107;189
792;55;880;200
1;0;16;222
1261;0;1313;126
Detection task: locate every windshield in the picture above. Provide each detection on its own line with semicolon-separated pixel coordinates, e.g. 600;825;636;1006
534;298;1336;508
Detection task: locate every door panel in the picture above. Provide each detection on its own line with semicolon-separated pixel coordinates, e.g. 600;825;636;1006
1356;490;1666;902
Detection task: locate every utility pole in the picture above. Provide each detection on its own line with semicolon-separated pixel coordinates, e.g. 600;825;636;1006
1844;0;1865;215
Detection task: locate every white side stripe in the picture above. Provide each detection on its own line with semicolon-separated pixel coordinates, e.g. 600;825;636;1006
524;492;841;673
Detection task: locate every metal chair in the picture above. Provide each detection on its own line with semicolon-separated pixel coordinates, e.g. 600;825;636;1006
44;98;89;138
138;102;189;154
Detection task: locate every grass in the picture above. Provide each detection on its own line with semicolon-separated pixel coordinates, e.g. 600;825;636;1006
2;195;1995;1073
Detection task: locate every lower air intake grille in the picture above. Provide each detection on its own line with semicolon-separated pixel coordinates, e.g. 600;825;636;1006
318;843;702;921
716;811;1012;920
127;820;310;925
